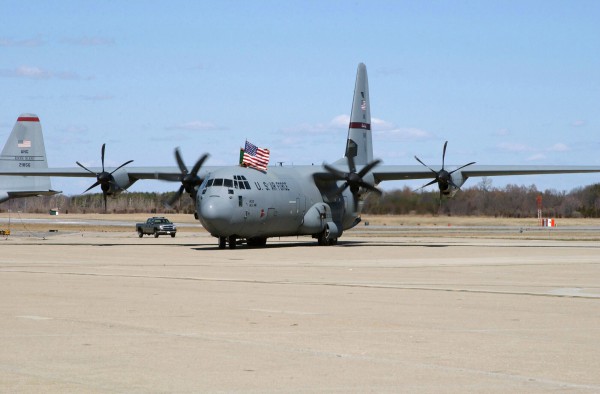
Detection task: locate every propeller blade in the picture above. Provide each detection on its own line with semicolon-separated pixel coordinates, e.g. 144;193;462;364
190;153;209;176
76;144;135;213
357;159;381;178
109;159;134;175
164;150;210;203
174;148;188;175
101;143;106;172
332;182;349;198
83;181;101;193
414;141;475;199
346;155;356;174
415;179;438;191
441;141;448;170
448;161;476;175
414;155;439;175
323;157;383;213
166;185;185;207
323;164;346;180
76;161;96;175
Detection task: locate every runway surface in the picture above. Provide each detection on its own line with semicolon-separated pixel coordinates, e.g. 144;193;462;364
2;228;600;392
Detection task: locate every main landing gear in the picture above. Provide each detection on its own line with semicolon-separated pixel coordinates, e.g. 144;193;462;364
218;235;238;249
218;236;267;249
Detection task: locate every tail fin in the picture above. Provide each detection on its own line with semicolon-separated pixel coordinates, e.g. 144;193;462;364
0;114;57;203
340;63;373;166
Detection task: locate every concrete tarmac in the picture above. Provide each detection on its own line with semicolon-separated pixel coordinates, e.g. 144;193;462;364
2;229;600;392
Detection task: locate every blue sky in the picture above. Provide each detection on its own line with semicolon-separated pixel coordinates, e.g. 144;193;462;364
1;1;599;195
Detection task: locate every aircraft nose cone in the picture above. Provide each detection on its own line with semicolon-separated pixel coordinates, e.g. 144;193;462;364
198;196;233;235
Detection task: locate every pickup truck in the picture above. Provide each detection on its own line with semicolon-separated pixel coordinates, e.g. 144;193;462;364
136;217;177;238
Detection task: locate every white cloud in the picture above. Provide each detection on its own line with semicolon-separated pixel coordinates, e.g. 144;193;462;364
0;65;85;80
572;120;585;127
374;127;432;140
15;65;52;79
166;120;226;131
527;153;546;161
371;117;395;130
330;114;350;128
548;143;569;152
281;114;349;134
281;115;432;143
0;36;44;47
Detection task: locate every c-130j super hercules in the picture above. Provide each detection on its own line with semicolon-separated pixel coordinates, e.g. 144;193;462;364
4;63;600;248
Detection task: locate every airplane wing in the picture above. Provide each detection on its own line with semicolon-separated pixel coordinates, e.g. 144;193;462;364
371;164;600;182
0;166;214;180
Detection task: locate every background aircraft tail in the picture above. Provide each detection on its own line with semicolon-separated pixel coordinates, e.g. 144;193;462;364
0;114;58;203
339;63;373;166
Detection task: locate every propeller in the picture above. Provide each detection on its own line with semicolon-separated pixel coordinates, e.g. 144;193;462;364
414;141;475;198
165;148;209;207
76;143;134;212
323;155;382;212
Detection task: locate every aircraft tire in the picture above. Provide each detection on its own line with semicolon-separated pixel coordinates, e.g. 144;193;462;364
317;231;327;246
218;237;226;249
228;235;237;249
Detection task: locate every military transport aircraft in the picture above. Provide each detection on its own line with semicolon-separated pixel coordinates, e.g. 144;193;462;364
0;114;60;203
4;63;600;248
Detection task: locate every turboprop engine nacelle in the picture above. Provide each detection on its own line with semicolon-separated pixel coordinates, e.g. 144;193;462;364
440;171;468;198
107;168;137;195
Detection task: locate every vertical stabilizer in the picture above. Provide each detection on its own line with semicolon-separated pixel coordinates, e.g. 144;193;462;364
342;63;373;165
0;114;54;202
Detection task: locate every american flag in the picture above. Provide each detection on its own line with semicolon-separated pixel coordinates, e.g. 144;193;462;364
242;140;270;171
18;139;31;148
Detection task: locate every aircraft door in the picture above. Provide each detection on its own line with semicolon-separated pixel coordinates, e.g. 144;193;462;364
295;195;306;218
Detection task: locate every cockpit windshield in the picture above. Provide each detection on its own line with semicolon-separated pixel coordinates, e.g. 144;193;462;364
204;175;251;190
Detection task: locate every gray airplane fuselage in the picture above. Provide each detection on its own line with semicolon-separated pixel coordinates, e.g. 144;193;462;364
197;165;356;239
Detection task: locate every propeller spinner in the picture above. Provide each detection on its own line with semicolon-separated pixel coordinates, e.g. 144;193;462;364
76;143;134;212
414;141;475;198
165;148;209;207
323;155;382;212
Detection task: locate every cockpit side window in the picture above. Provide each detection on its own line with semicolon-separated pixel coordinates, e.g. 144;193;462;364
206;179;214;187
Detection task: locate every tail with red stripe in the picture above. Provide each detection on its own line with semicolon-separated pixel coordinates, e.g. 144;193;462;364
0;114;58;203
339;63;373;166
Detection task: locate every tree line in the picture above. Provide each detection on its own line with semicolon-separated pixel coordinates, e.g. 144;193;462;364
3;180;600;218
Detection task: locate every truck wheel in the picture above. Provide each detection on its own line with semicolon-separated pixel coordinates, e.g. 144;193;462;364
138;230;143;238
171;233;176;238
154;230;159;238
